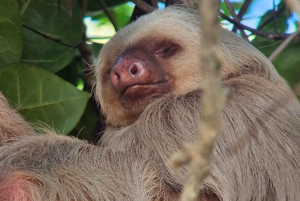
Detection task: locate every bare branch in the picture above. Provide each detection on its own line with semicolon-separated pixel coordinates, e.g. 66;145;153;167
272;0;279;32
130;0;155;13
77;0;96;89
224;0;249;41
220;12;300;41
268;0;300;61
232;0;252;32
78;34;96;88
170;0;228;200
269;22;300;61
98;0;118;31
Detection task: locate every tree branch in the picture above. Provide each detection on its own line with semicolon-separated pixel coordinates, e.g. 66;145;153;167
77;0;96;89
272;0;279;32
171;0;228;200
232;0;252;32
269;22;300;61
224;0;249;41
220;12;300;41
268;0;300;61
98;0;118;31
130;0;155;13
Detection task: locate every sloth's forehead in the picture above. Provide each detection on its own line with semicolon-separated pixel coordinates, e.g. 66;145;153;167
114;8;200;41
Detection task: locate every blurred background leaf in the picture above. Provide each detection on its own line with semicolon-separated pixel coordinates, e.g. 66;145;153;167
0;0;22;67
0;64;89;134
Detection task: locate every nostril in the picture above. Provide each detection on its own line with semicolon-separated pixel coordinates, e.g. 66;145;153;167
111;70;120;82
130;65;138;75
129;62;145;76
115;71;120;80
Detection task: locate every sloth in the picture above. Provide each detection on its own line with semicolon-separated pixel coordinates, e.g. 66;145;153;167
1;6;300;201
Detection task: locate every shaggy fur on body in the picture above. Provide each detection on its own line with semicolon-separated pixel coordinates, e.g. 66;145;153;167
0;76;300;200
0;92;34;145
99;75;300;200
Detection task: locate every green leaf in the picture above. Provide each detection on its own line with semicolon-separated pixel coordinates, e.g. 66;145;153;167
56;56;84;87
252;37;300;87
0;0;22;67
114;3;133;29
257;2;288;33
0;64;90;134
17;0;82;72
91;43;103;57
21;28;76;73
251;36;277;56
271;43;300;87
69;98;98;141
88;2;132;29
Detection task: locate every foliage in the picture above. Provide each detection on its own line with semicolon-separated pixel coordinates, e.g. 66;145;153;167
250;1;300;87
0;64;90;134
0;0;89;136
0;0;299;140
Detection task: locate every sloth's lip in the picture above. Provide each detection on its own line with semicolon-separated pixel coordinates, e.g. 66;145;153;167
121;80;168;94
119;80;170;110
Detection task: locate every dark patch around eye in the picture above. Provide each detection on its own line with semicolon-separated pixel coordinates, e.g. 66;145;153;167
154;41;181;58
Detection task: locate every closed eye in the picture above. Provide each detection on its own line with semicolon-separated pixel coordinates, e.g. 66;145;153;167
155;47;171;55
155;43;181;58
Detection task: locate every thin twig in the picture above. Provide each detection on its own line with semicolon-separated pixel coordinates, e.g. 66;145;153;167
130;0;155;13
232;0;252;32
272;0;279;32
269;22;300;61
79;34;96;88
22;24;78;48
269;0;300;61
77;0;96;89
236;0;252;19
224;0;249;41
257;5;286;30
220;12;300;41
98;0;118;31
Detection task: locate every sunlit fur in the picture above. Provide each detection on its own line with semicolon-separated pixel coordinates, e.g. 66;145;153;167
98;76;300;200
96;7;280;127
96;6;300;200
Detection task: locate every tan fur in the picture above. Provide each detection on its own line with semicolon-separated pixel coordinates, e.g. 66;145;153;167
96;6;300;200
96;7;280;127
98;75;300;200
0;6;300;201
0;133;175;201
0;92;34;145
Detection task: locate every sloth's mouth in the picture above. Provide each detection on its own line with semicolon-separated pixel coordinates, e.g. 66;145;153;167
122;80;168;94
120;81;170;110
